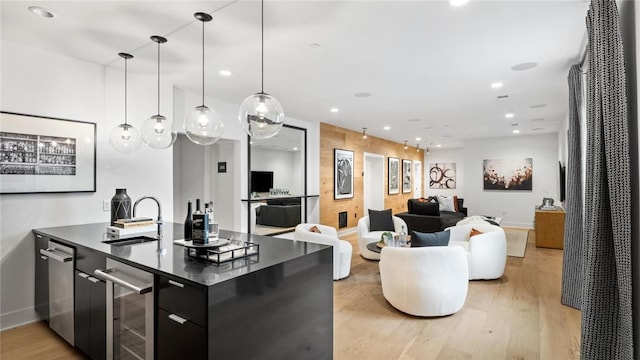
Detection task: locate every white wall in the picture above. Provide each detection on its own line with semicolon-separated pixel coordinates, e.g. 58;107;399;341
423;147;465;198
0;40;174;329
462;133;559;227
251;148;302;193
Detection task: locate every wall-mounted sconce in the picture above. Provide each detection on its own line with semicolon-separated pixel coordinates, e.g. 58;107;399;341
362;128;368;139
416;144;420;152
403;140;408;149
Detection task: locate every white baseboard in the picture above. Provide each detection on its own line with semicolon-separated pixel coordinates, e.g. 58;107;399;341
501;221;534;229
1;307;41;331
337;227;357;237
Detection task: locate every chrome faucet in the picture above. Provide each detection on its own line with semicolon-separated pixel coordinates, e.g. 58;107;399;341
133;196;162;237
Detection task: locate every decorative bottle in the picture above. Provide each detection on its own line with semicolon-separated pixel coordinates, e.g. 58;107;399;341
398;225;407;247
184;200;193;240
110;188;131;225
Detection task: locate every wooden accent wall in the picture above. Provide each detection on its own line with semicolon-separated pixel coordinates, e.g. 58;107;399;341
320;123;423;229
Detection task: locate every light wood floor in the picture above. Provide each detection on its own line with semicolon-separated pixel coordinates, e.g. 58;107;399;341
0;230;580;360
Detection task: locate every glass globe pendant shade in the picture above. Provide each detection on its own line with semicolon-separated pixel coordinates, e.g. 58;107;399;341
109;123;142;154
238;93;284;139
141;114;176;149
184;105;224;145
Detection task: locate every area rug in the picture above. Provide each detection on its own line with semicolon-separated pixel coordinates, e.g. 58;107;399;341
504;228;528;258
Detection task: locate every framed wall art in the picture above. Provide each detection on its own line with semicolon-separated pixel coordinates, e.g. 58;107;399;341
0;111;96;194
334;148;354;199
388;157;399;194
402;159;412;193
429;163;456;189
483;158;533;191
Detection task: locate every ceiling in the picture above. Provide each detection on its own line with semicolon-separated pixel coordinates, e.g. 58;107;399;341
1;0;589;149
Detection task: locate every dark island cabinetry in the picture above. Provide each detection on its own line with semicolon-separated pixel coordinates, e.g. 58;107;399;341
74;247;106;360
34;234;49;321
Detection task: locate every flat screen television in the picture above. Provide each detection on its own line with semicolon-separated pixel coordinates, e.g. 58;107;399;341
251;171;274;193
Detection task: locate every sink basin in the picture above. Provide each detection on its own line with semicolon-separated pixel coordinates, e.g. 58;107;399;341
102;235;158;246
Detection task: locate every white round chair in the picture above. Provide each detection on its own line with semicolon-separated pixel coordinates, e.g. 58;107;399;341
445;223;507;280
357;216;407;260
294;223;352;280
379;246;469;317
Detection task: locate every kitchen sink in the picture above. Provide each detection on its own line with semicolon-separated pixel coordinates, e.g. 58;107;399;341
102;235;158;246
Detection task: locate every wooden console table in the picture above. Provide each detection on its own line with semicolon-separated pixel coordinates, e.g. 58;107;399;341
534;207;565;249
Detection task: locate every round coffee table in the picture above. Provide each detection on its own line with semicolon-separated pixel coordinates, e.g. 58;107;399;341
366;242;384;253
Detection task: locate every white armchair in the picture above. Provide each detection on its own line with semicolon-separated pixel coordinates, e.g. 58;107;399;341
294;223;352;280
357;216;407;260
445;223;507;280
379;246;469;317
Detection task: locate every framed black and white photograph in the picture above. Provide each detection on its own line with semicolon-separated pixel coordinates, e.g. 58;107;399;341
483;158;533;191
334;148;354;199
388;157;399;194
0;111;96;194
402;159;412;193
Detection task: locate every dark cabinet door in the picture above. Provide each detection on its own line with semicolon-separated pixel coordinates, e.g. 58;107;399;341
157;308;207;360
74;270;106;360
34;234;49;320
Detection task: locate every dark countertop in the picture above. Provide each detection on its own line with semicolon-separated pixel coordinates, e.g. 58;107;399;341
33;222;329;287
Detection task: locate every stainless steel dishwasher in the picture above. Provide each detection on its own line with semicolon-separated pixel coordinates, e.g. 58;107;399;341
39;240;75;345
95;258;154;360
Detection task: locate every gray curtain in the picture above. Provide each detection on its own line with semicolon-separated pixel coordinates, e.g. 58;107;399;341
561;64;583;310
581;0;633;359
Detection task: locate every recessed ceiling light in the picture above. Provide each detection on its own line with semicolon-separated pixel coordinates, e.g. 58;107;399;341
330;108;339;113
513;129;520;134
505;113;515;119
491;82;503;89
530;104;547;108
293;147;299;151
449;0;469;6
511;62;538;71
310;43;321;48
219;70;232;76
436;144;442;148
408;118;422;122
416;137;422;141
354;92;372;98
383;126;391;130
511;123;519;126
28;6;56;18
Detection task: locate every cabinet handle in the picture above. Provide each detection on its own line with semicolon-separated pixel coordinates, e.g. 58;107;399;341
87;276;100;283
40;248;72;263
168;280;184;288
36;234;42;238
40;256;48;260
168;314;188;325
78;272;90;279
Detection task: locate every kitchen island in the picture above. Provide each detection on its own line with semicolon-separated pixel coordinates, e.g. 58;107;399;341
34;222;333;360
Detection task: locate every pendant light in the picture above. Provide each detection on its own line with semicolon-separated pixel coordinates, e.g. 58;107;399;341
184;12;224;146
109;53;142;154
238;0;284;139
142;35;177;149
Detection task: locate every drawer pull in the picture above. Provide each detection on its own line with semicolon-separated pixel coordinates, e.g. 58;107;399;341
40;256;48;260
87;276;100;283
36;234;42;239
78;272;90;279
168;280;184;288
168;314;187;325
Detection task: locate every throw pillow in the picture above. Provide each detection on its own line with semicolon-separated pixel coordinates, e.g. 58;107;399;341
309;225;322;234
412;201;440;216
437;195;456;212
410;230;450;247
452;195;460;212
469;228;483;237
368;209;395;232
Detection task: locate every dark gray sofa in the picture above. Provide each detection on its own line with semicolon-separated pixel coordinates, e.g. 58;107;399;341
256;197;302;228
395;197;467;234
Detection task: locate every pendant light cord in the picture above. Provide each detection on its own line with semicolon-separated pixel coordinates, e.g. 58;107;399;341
261;0;264;94
124;58;128;126
157;41;161;115
202;19;205;106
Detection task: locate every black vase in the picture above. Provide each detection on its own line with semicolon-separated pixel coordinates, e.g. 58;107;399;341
111;188;132;225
